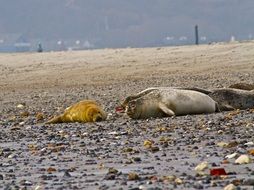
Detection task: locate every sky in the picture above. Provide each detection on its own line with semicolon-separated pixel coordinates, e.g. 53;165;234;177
0;0;253;50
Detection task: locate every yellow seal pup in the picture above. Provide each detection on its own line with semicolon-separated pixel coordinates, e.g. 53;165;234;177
46;100;107;124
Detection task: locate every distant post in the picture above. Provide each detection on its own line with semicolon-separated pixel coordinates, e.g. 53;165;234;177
37;43;43;53
195;25;199;45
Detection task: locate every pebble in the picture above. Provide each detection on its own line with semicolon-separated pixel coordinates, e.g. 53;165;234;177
108;168;118;174
128;173;140;181
244;141;254;146
36;112;45;121
17;104;25;109
210;168;227;176
34;185;43;190
235;155;252;164
150;146;160;152
248;149;254;155
175;178;183;185
47;167;57;173
104;174;115;180
193;182;203;189
217;142;228;147
225;152;238;159
2;163;12;167
144;140;153;148
139;185;146;190
224;183;236;190
20;180;33;186
63;171;72;178
202;176;211;184
231;179;242;186
243;178;254;186
20;111;29;117
132;157;142;162
7;154;17;159
194;161;208;172
19;121;25;125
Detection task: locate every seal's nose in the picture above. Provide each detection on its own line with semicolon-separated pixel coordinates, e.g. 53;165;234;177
95;115;102;122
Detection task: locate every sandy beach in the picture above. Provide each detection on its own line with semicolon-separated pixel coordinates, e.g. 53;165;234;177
0;41;254;189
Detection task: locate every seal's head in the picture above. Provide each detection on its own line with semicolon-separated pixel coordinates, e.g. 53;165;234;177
125;99;142;119
87;106;107;122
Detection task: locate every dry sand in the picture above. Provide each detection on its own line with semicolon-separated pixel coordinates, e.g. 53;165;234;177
0;41;254;189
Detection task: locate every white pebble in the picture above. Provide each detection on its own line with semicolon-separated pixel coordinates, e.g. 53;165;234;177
224;183;236;190
108;131;118;135
244;141;254;146
225;152;237;159
194;161;208;172
35;185;43;190
17;104;25;109
246;123;254;128
25;126;31;130
17;121;24;126
139;185;146;190
235;155;252;164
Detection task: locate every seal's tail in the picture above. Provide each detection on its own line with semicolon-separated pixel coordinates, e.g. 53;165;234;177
45;115;63;124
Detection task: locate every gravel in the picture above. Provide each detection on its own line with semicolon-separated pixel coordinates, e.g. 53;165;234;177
1;83;254;190
0;43;254;189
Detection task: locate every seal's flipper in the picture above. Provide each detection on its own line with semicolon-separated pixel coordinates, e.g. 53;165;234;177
158;103;175;116
215;102;221;112
45;115;63;124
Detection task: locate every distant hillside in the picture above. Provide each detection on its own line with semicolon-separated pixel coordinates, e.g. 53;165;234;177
0;0;254;50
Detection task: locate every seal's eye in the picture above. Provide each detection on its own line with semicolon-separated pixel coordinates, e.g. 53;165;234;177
129;101;136;110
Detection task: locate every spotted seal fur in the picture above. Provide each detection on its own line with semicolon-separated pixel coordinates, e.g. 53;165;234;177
205;88;254;111
179;87;254;111
228;83;254;91
124;88;218;119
